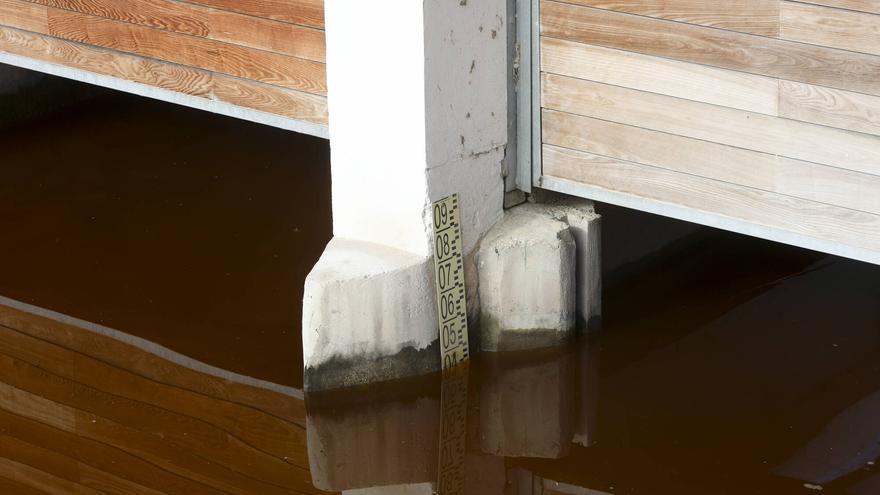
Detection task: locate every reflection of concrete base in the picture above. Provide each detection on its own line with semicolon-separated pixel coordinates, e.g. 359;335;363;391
479;350;577;458
307;393;440;491
344;482;435;495
574;338;600;448
302;237;440;391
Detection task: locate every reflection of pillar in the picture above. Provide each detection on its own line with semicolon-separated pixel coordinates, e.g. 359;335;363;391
306;385;440;492
479;349;577;458
574;338;600;448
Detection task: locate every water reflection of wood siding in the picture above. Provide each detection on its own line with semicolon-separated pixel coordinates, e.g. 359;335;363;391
0;303;333;495
0;0;327;129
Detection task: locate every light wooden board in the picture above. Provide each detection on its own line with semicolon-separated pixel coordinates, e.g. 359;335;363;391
797;0;880;15
780;80;880;137
543;109;880;216
541;37;779;115
542;72;880;176
542;144;880;254
540;0;880;97
0;26;329;126
27;0;326;62
555;0;780;36
781;1;880;57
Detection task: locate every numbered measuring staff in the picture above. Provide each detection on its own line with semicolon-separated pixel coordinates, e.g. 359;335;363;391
432;194;469;370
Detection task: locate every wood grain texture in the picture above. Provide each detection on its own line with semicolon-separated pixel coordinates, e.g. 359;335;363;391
209;8;325;62
782;1;880;56
0;0;47;33
26;0;326;62
0;303;330;495
0;26;328;125
780;80;880;136
543;144;880;253
797;0;880;15
542;72;880;176
555;0;780;36
541;37;779;115
540;0;880;97
183;0;324;29
29;0;210;36
543;109;880;215
43;7;326;95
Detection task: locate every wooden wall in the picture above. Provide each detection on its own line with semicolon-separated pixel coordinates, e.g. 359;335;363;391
539;0;880;262
0;0;327;130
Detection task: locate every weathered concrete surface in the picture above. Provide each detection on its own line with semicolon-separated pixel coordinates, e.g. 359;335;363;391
478;349;577;458
537;194;602;333
302;238;439;391
477;204;577;352
306;0;510;390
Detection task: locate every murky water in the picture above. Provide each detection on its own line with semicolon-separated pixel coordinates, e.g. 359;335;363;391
2;73;879;494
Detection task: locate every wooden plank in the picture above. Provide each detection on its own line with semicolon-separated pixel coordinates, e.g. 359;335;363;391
0;26;214;97
27;0;326;62
540;0;880;97
0;0;47;33
780;80;880;137
797;0;880;15
182;0;324;29
209;8;325;62
782;1;880;57
543;144;880;253
41;6;326;95
541;72;880;176
543;109;880;215
0;26;328;125
541;37;778;115
29;0;210;36
555;0;779;36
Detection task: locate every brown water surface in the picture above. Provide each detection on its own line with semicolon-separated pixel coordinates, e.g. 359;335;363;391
2;72;879;494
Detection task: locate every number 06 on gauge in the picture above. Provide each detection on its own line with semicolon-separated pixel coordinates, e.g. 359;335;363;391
432;194;470;370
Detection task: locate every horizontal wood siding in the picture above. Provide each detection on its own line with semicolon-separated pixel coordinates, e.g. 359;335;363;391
0;0;327;130
539;0;880;261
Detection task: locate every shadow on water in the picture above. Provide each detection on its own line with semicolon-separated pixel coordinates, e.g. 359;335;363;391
2;70;880;494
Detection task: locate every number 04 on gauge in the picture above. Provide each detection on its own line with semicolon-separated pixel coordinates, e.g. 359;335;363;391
432;194;470;370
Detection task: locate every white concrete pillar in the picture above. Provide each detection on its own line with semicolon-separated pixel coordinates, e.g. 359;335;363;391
303;0;508;390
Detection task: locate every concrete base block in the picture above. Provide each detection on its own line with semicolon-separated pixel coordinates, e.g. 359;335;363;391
538;195;602;333
477;204;578;352
302;237;440;391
